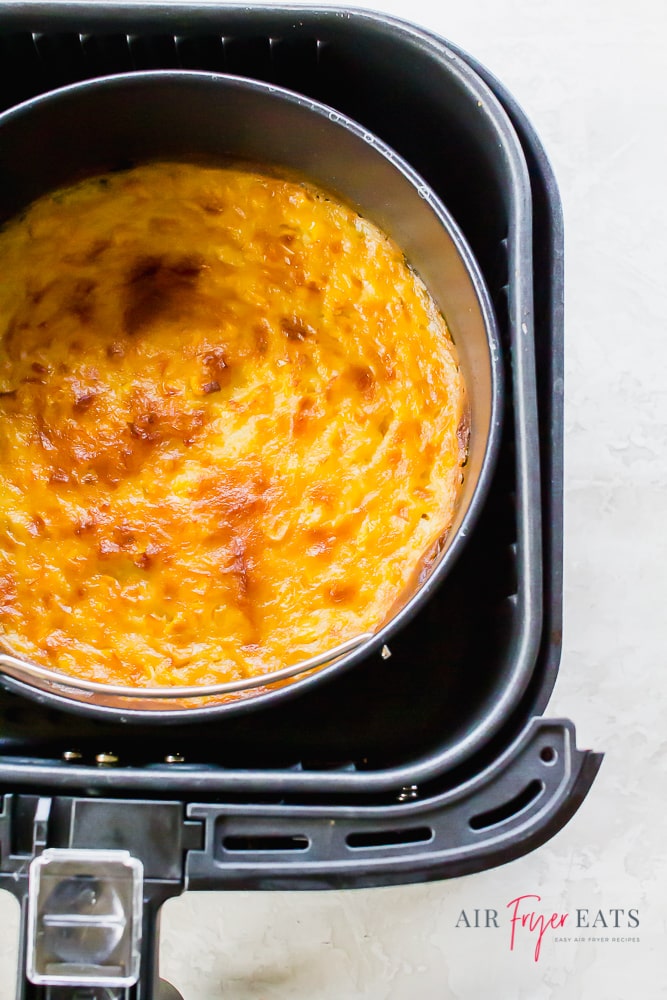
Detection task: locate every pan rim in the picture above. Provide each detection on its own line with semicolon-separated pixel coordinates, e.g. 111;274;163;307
0;67;504;724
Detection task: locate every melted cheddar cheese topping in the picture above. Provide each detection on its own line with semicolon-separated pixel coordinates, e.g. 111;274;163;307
0;162;466;690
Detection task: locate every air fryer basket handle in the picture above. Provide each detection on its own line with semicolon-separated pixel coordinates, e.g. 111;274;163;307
0;718;600;996
184;719;602;889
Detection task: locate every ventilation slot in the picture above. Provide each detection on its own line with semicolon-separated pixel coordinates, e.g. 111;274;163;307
346;826;433;850
469;780;543;831
127;33;180;70
222;35;273;80
0;33;49;110
175;34;226;73
80;33;133;75
268;37;321;94
31;32;89;88
222;834;309;852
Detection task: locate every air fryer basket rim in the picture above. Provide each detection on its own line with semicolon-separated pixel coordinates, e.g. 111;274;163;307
0;4;551;795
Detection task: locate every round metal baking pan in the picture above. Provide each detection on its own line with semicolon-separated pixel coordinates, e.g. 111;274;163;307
0;71;502;720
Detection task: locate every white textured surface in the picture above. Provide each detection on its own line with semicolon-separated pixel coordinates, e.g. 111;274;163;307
0;0;666;996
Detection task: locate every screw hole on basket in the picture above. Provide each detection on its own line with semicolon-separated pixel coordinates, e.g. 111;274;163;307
540;746;557;764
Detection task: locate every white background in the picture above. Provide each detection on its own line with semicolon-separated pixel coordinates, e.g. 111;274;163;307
0;0;665;997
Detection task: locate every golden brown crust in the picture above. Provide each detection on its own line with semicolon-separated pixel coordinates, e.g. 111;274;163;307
0;162;467;691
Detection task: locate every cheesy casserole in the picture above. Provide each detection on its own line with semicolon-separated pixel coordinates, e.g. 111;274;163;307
0;162;467;691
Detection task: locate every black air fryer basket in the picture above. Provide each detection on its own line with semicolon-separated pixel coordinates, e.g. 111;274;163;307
0;6;601;999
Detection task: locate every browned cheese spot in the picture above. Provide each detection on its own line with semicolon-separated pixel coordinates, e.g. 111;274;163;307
135;542;161;570
280;316;315;342
327;581;358;604
48;469;70;485
348;364;376;399
201;347;229;384
106;342;126;360
72;391;98;413
26;515;46;537
124;254;205;335
67;278;97;324
194;470;270;530
293;395;318;435
253;320;270;355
